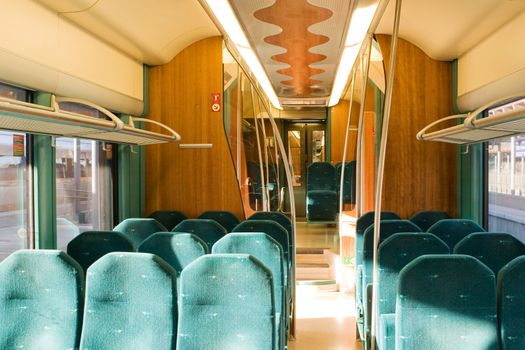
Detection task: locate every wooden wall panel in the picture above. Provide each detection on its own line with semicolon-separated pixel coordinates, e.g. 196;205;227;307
376;35;457;218
331;100;359;163
145;37;245;219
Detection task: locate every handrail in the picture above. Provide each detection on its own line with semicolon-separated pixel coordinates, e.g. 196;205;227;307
416;114;468;140
128;117;182;141
465;92;525;127
55;96;124;130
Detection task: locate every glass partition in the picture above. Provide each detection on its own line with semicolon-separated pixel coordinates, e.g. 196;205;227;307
0;131;29;261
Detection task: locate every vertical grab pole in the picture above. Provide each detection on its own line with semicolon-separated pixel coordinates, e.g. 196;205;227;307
355;36;373;219
251;86;268;212
370;0;402;349
338;69;357;215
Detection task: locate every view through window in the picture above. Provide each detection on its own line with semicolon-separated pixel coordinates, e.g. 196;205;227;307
487;98;525;241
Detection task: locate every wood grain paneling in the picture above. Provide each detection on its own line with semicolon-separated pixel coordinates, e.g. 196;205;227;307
145;37;245;219
376;35;457;218
330;99;359;163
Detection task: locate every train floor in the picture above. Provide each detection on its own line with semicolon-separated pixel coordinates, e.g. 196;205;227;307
289;220;362;350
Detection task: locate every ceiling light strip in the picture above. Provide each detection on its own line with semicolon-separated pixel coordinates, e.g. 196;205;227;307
329;0;389;107
202;0;282;109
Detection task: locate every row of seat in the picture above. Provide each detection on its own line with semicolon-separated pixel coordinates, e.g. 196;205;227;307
354;210;451;342
379;252;525;350
0;249;280;349
355;211;525;350
306;161;356;222
374;232;525;350
147;210;240;232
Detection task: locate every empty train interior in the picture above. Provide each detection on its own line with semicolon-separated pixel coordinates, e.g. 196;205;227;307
1;0;525;349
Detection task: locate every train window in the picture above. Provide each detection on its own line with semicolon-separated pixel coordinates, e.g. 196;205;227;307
0;82;32;102
487;98;525;241
55;138;114;250
0;131;30;261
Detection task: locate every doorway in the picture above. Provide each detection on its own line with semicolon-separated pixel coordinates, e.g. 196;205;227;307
285;122;327;218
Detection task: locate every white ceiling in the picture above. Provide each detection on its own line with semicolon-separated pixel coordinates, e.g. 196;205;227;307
34;0;219;65
376;0;525;61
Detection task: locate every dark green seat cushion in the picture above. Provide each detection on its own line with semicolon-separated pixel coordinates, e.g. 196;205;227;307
498;256;525;350
409;210;451;231
172;219;227;250
427;219;485;250
67;230;135;272
148;210;187;231
198;211;241;232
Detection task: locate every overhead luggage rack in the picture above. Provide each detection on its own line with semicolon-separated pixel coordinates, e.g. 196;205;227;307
0;95;181;145
417;93;525;145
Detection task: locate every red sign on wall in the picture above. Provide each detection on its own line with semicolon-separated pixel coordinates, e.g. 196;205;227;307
211;93;221;112
13;134;24;157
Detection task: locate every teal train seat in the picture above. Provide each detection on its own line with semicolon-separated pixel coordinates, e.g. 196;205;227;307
148;210;187;231
172;219;227;250
138;232;208;288
80;252;177;349
212;233;286;349
335;161;356;204
361;220;422;344
247;211;293;246
113;218;167;246
409;210;451;231
498;256;525;350
306;162;338;222
0;250;84;349
355;211;400;341
198;210;241;232
454;232;525;275
427;219;485;249
396;255;498;350
177;254;275;350
376;233;449;350
232;220;290;281
67;230;135;272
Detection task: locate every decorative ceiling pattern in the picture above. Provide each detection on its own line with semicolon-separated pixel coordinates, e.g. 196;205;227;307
229;0;353;100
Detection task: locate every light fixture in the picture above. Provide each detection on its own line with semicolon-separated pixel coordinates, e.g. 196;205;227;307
329;1;380;107
204;0;282;109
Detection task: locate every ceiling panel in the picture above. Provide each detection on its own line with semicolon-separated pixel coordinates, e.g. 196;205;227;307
229;0;352;99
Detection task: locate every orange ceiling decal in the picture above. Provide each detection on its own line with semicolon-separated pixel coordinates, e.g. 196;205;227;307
254;0;333;97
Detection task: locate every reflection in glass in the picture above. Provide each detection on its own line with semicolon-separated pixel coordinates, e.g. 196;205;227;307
0;131;29;261
288;131;302;186
311;130;325;163
55;138;113;250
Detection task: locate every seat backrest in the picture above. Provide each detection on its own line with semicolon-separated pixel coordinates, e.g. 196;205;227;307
454;232;525;275
0;250;84;349
335;161;356;204
409;210;451;231
177;254;274;350
396;255;498;350
113;218;167;246
362;220;422;285
355;211;401;268
197;211;241;232
212;233;285;348
427;219;485;249
138;232;208;286
67;230;135;272
248;211;293;245
172;219;228;250
498;256;525;350
80;252;177;349
377;233;449;318
232;220;290;273
307;162;336;191
148;210;187;231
